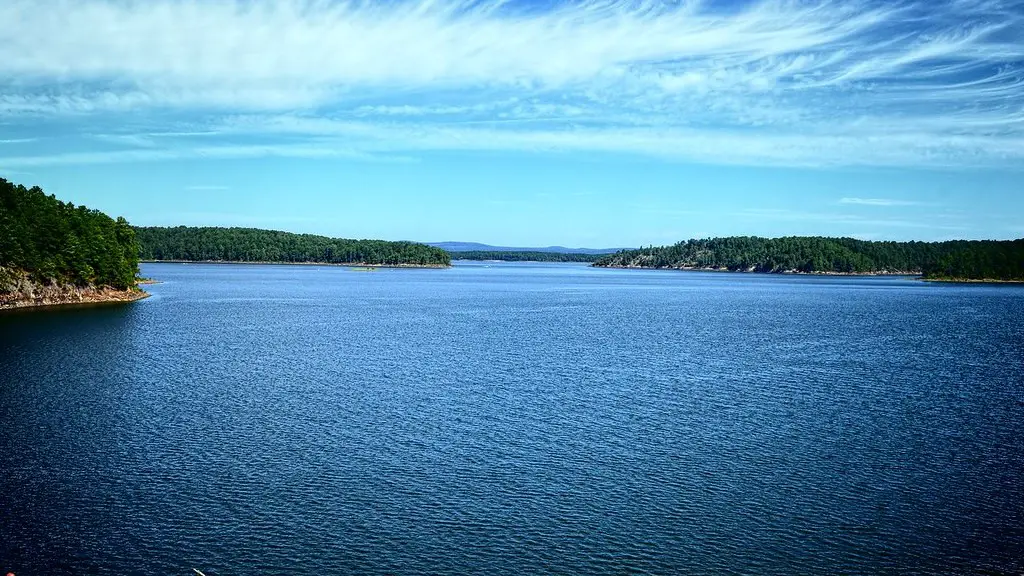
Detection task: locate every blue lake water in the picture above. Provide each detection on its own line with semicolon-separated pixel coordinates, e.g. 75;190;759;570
1;262;1023;575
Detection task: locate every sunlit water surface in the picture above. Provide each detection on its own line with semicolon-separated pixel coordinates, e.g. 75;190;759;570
2;262;1022;575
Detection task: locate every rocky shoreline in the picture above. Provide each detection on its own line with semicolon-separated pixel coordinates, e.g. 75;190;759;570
593;264;921;276
921;277;1024;284
0;269;150;310
594;264;1023;282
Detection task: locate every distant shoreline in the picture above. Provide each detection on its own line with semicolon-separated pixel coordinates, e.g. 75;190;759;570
141;260;450;269
921;277;1024;284
593;264;921;277
594;264;1024;283
452;258;592;264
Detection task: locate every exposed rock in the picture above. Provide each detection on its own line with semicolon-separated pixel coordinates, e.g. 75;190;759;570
0;267;149;310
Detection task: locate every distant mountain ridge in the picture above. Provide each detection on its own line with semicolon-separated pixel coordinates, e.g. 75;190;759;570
428;242;628;255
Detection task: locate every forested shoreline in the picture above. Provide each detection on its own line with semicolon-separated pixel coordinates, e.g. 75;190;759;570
594;236;1024;281
135;226;451;267
1;179;142;307
4;177;1022;294
453;251;606;262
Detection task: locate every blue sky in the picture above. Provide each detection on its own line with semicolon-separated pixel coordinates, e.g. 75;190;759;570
1;0;1022;247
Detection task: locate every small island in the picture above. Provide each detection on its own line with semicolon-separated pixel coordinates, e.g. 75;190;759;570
1;178;148;310
593;236;1024;282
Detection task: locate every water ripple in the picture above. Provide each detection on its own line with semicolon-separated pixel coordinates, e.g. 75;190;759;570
1;263;1022;575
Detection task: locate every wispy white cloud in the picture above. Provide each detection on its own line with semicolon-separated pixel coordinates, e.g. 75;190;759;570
0;138;36;144
209;116;1024;168
0;142;415;167
92;134;160;148
733;208;968;231
4;117;1024;168
839;198;922;207
0;0;1023;167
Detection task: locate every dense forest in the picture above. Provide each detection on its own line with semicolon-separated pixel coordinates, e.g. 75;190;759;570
0;178;139;290
136;226;451;266
5;180;1020;285
594;236;1024;280
453;251;606;262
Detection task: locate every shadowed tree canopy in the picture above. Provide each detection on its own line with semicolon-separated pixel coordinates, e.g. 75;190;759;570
594;236;1024;281
135;226;451;267
0;178;139;290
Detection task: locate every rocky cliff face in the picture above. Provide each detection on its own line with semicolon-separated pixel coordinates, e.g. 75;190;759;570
0;267;148;309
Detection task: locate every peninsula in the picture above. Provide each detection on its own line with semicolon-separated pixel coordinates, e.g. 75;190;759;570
0;178;147;309
593;236;1024;282
135;226;450;267
0;180;453;310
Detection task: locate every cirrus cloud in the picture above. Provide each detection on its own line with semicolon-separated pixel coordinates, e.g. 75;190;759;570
0;0;1022;168
839;198;922;207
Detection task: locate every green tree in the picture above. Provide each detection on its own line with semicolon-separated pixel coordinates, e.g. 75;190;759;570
0;178;140;290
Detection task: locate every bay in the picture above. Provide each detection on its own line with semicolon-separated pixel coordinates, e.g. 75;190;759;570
2;262;1022;575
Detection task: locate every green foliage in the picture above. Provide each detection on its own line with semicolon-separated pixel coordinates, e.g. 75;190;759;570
0;178;140;290
135;226;451;266
453;251;606;262
595;236;1024;281
924;241;1024;280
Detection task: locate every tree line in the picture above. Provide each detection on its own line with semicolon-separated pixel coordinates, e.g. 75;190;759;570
135;226;451;266
0;178;139;290
5;180;1018;284
594;236;1024;280
453;251;606;262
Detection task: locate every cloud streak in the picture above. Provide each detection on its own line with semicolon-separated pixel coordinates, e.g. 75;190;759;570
0;0;1023;167
733;208;967;231
839;198;921;207
0;142;414;167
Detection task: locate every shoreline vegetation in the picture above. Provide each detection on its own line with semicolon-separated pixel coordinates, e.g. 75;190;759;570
597;263;920;276
1;178;147;310
4;178;1022;307
139;259;447;269
596;264;1024;283
1;181;452;308
921;277;1024;284
135;226;451;267
593;236;1024;282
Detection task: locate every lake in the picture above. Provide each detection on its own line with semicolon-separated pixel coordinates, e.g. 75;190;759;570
2;262;1022;575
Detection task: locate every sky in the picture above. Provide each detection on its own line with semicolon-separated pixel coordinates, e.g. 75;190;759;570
1;0;1023;247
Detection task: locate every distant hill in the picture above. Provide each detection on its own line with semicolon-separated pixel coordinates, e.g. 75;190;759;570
428;241;627;255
